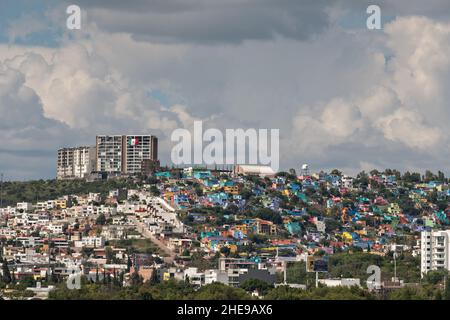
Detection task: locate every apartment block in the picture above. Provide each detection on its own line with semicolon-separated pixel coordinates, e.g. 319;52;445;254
57;146;96;180
96;135;158;174
421;230;450;277
124;135;158;175
96;135;124;173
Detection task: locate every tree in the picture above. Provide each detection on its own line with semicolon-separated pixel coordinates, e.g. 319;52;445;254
149;269;159;285
129;194;140;202
193;282;250;300
285;262;308;284
437;171;446;182
127;255;132;272
331;169;342;176
16;274;35;290
424;269;448;285
103;268;107;285
96;213;106;226
444;276;450;300
131;271;143;286
95;267;99;283
105;246;114;263
220;246;231;257
240;278;273;296
150;186;160;196
119;271;125;287
2;260;11;284
194;186;204;196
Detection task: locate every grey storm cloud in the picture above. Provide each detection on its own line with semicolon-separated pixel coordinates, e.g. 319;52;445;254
3;1;450;180
67;0;450;45
66;0;333;44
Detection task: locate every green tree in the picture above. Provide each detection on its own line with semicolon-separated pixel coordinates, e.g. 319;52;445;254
96;213;107;225
149;269;159;285
2;260;11;284
444;276;450;300
127;255;132;272
220;246;231;257
240;278;273;295
192;282;250;300
130;271;143;286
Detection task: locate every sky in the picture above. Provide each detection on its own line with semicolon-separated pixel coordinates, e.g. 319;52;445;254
1;0;450;180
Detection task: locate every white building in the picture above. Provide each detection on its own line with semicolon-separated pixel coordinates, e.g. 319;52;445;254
95;135;158;174
57;146;96;180
421;230;450;276
123;135;158;175
318;278;361;288
17;202;33;212
340;175;354;189
233;165;276;178
183;267;205;286
76;236;105;248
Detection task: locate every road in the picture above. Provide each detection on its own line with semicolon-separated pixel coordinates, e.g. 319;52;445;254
129;216;176;264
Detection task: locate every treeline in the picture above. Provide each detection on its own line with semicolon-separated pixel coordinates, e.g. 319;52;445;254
0;178;139;207
47;279;376;300
355;169;448;184
48;280;251;300
47;278;450;300
282;252;421;285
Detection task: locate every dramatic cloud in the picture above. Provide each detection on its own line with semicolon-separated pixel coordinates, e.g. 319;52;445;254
0;64;74;180
2;2;450;180
289;16;450;174
65;0;333;44
0;41;197;179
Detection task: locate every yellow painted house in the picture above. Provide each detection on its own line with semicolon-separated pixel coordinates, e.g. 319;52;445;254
223;185;240;195
217;244;238;254
55;199;67;209
387;203;401;215
342;232;353;243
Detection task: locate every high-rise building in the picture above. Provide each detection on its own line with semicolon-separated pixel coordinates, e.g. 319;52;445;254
96;135;158;174
420;230;450;277
124;135;158;174
96;135;124;173
57;146;96;180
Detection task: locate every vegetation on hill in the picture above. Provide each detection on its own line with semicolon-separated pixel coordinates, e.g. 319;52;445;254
0;178;139;207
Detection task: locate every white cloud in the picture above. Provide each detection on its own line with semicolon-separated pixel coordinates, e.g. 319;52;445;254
288;16;450;173
2;8;450;179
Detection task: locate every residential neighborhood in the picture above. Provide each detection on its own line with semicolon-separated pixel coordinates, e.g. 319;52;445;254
2;165;450;300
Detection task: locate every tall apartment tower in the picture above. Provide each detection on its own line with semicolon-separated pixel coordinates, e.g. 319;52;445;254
96;135;124;173
57;146;96;179
96;135;158;174
421;230;450;277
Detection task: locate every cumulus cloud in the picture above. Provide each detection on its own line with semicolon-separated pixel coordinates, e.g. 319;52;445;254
2;2;450;179
0;41;198;179
0;65;75;180
288;16;450;174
